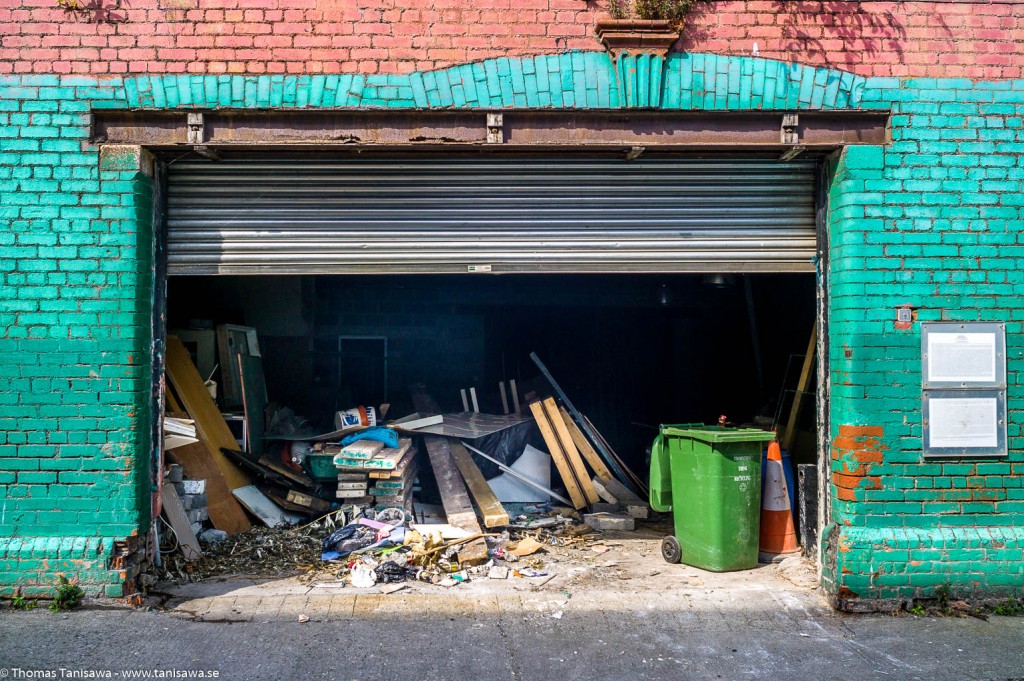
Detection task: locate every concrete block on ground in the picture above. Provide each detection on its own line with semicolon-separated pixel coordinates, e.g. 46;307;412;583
591;502;622;514
184;493;208;508
604;478;644;504
625;504;649;519
583;513;635;531
181;479;206;495
166;464;184;483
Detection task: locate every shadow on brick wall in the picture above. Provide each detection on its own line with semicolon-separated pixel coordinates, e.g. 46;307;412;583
56;0;127;24
771;1;913;67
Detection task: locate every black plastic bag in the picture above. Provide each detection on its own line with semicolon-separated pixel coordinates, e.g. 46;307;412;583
321;524;376;556
373;560;417;583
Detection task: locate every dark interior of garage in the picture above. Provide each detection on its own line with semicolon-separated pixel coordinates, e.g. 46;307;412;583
166;273;817;474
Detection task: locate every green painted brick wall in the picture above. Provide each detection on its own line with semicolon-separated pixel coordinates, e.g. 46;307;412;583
0;80;155;593
0;53;1021;604
822;75;1024;605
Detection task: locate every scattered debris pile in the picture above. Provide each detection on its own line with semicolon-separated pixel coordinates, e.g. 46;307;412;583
154;324;653;592
158;502;611;591
158;525;324;583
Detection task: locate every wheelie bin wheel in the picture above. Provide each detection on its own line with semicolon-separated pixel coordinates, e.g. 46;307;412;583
661;535;682;564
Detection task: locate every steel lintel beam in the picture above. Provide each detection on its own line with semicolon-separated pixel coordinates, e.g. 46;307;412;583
92;109;890;150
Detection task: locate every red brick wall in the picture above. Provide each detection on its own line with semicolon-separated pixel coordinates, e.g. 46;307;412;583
1;0;1022;79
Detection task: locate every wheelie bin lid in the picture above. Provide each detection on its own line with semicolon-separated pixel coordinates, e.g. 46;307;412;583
659;424;777;443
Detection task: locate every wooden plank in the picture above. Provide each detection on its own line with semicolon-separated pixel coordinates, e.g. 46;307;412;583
543;398;599;505
529;400;586;510
263;490;317;515
499;382;509;415
287;489;331;513
238;354;267;458
410;384;489;565
340;440;385;460
509;379;520;414
337;488;375;499
530;352;637;495
337;482;369;491
165;336;252;491
161;485;202;561
164;385;183;414
419;437;477;529
257;455;316;490
333;439;413;470
559;405;613;484
448;440;510;528
372;467;418;491
782;324;817;452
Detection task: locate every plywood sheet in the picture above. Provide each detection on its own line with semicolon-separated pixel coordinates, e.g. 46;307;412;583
166;335;251;491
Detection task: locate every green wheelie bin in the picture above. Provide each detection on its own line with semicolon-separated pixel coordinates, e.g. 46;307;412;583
649;424;777;572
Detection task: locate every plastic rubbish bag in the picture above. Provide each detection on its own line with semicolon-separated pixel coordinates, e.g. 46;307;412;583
465;421;543;477
321;524;377;560
350;562;378;588
339;426;399;449
373;560;418;583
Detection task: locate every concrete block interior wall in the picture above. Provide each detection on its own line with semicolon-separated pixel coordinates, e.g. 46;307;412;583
1;1;1022;605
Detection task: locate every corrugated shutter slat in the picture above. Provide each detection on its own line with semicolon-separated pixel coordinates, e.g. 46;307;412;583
166;156;817;274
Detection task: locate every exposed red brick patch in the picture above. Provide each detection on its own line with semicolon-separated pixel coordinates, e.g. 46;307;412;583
832;424;886;500
839;425;884;438
833;473;865;489
854;450;884;465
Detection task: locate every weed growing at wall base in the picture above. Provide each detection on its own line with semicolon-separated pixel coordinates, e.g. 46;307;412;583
48;576;84;613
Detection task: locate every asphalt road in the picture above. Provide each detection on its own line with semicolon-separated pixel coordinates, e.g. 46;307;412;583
2;605;1023;681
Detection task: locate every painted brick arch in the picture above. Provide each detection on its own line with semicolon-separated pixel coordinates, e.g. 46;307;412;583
114;52;866;111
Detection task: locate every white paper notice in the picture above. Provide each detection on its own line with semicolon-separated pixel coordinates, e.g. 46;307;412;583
927;332;997;383
929;397;998;448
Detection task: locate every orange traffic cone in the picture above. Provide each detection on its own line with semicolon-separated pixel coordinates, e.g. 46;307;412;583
759;441;800;563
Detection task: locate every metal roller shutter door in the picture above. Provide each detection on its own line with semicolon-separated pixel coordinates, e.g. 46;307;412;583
165;155;818;275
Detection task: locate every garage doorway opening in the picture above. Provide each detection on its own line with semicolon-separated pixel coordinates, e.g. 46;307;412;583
153;151;827;593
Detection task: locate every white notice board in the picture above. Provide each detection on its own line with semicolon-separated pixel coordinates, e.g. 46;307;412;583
922;323;1005;388
923;390;1006;457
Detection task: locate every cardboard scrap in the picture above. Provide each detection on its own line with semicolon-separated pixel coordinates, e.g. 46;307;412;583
510;536;545;557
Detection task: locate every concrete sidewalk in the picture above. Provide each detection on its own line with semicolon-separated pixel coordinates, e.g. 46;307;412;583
2;599;1023;681
3;566;1024;681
